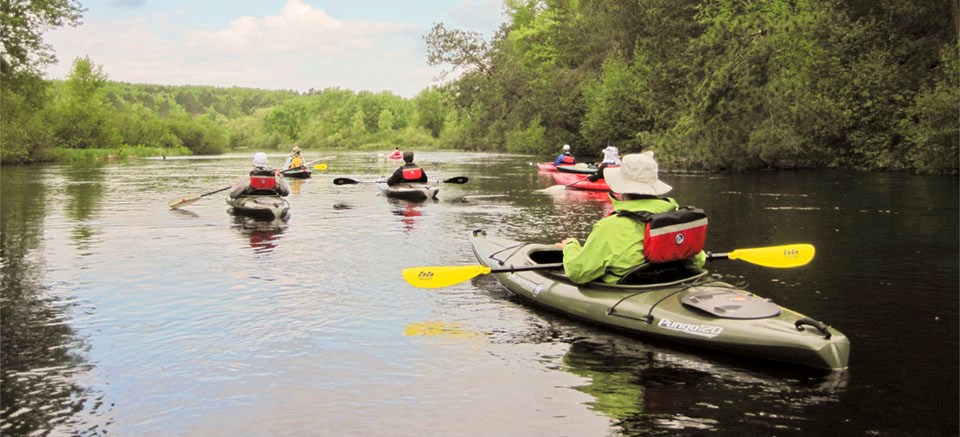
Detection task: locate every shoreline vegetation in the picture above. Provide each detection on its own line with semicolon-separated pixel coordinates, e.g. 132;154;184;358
2;1;957;174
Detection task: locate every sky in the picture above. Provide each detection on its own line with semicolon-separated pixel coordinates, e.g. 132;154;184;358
43;0;506;98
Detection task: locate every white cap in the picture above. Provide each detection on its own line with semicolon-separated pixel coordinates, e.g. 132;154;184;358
602;146;620;164
253;152;268;166
562;144;571;151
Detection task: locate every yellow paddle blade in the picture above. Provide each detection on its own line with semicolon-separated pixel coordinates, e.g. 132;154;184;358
402;265;492;288
313;163;328;170
728;244;815;268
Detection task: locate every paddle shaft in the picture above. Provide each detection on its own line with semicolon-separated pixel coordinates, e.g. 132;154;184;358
281;158;322;174
489;263;563;274
334;176;467;185
200;185;232;197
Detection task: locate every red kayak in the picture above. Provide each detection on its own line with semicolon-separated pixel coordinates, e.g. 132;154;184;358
551;172;610;191
536;162;577;172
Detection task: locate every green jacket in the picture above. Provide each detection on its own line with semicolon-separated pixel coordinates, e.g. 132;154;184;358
561;196;707;284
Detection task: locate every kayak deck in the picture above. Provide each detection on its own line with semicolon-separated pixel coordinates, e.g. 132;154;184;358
551;172;611;191
375;181;439;202
226;195;290;220
469;230;850;371
282;168;312;179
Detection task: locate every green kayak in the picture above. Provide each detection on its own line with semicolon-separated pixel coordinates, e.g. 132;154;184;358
469;230;850;371
225;194;290;220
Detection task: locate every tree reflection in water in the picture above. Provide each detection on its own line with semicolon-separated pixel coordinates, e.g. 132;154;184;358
1;166;104;435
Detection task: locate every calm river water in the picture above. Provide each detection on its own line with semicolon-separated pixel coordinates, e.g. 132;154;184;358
1;151;957;436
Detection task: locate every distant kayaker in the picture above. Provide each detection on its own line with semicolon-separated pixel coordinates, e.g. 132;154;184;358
386;151;428;186
230;152;291;198
557;151;706;284
552;144;576;167
283;146;304;170
587;145;621;182
388;147;402;159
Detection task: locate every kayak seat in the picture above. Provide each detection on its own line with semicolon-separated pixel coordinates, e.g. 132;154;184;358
617;261;704;285
528;249;564;265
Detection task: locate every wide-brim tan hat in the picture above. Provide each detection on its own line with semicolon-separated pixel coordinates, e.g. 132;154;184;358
603;152;672;195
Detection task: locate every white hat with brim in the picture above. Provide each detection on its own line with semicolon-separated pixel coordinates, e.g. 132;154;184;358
603;153;672;195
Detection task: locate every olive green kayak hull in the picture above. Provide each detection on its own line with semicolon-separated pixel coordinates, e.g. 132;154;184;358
226;195;290;220
469;231;850;371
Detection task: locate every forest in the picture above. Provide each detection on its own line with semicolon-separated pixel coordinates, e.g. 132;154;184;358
2;0;957;174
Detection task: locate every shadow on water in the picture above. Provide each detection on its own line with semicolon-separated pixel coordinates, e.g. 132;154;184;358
0;166;105;435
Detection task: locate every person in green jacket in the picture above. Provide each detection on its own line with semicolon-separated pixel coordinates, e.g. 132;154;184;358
557;151;706;284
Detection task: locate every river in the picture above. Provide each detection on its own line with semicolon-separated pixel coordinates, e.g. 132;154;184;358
1;151;957;436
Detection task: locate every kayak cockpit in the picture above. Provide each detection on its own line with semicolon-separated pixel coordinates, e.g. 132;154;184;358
525;248;707;286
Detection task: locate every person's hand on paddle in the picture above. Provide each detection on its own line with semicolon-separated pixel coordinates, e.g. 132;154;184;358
556;237;577;248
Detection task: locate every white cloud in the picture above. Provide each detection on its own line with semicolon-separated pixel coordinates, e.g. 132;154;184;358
43;0;475;97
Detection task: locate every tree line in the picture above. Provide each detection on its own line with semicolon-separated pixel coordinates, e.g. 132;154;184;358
426;0;958;174
2;0;957;174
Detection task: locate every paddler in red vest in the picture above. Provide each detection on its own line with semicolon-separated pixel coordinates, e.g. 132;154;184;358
229;152;291;198
386;151;429;186
556;151;706;284
552;144;576;167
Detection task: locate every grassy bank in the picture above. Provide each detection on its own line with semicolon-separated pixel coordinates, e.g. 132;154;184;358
41;145;193;162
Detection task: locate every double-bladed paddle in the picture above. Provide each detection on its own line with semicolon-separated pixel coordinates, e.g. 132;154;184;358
333;176;469;185
169;156;335;209
168;185;233;209
282;157;333;173
402;243;815;289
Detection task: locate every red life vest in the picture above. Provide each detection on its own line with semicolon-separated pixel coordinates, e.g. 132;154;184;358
402;167;423;181
617;207;708;263
250;175;277;191
561;155;575;164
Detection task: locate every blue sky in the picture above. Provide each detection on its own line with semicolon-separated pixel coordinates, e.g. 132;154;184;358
44;0;506;97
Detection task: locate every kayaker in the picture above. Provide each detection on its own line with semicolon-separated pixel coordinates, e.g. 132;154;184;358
388;147;402;159
557;151;706;284
386;151;429;186
229;152;291;198
283;146;304;170
552;144;576;167
587;145;621;182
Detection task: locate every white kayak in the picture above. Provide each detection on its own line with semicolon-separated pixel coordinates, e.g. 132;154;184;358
375;180;439;202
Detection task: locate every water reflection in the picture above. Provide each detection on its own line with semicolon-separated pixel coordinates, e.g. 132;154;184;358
230;216;287;253
387;198;426;233
289;178;303;195
560;334;846;435
0;167;98;435
63;164;105;251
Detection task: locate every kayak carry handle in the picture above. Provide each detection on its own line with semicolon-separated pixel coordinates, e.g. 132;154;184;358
795;317;832;339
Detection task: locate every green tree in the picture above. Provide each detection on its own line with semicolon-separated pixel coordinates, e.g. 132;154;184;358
0;0;84;163
900;44;960;175
377;109;396;131
49;56;120;149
